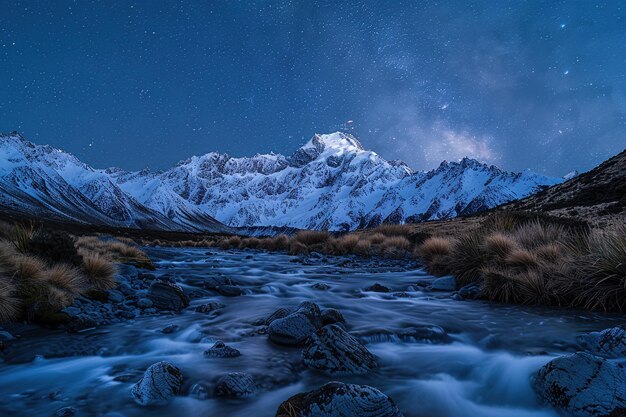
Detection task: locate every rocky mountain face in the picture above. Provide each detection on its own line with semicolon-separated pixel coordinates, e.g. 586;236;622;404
501;148;626;226
0;132;562;231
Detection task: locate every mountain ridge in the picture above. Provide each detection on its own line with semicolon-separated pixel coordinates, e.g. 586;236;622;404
0;131;563;231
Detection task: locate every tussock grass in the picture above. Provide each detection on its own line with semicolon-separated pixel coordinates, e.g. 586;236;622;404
82;254;117;291
0;224;153;323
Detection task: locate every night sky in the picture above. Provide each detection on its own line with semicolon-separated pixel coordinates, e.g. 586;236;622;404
1;1;625;175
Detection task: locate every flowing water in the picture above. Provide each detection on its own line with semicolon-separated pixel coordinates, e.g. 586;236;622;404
0;247;623;417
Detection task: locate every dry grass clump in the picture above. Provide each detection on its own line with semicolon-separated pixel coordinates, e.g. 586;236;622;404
0;225;156;323
412;213;626;312
370;224;412;237
82;254;117;291
76;235;154;269
293;230;331;246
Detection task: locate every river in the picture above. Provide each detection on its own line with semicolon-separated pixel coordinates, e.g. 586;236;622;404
0;247;622;417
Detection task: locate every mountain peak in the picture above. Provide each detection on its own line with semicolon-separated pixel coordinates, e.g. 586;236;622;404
308;132;365;152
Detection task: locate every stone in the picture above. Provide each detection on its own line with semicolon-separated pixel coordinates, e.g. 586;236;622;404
321;308;346;327
204;276;235;290
148;282;189;311
276;382;403;417
577;325;626;358
215;372;256;398
131;361;183;406
161;324;179;334
303;324;377;375
457;283;481;299
204;340;241;358
195;302;225;313
532;352;626;417
364;283;390;293
264;308;292;325
117;283;134;296
312;282;331;291
215;285;242;297
66;315;97;333
189;383;210;400
431;275;456;291
55;406;76;417
136;298;153;309
268;302;322;345
109;290;124;304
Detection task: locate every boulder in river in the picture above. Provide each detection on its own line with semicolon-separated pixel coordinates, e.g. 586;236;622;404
364;283;391;293
457;283;481;300
431;275;456;291
215;372;256;398
131;361;183;406
276;381;403;417
215;284;242;297
321;308;346;327
577;325;626;358
148;282;189;311
204;340;241;358
303;324;377;375
532;352;626;417
268;302;322;345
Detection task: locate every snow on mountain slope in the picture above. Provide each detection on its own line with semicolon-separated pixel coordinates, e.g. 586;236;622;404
0;131;562;231
113;132;562;231
0;132;228;232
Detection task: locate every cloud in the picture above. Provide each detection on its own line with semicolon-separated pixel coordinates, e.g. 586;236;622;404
423;128;500;165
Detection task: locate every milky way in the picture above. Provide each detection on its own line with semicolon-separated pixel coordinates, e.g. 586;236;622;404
1;0;625;175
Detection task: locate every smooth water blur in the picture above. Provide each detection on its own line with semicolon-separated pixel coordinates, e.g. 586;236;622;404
0;247;622;417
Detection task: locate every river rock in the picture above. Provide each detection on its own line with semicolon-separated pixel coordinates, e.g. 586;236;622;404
204;340;241;358
457;283;481;299
268;302;322;345
312;282;331;291
54;406;76;417
215;372;256;398
189;383;210;400
276;381;403;417
364;283;390;293
136;298;153;309
131;361;183;406
321;308;346;327
431;275;456;291
204;276;235;290
195;302;225;313
107;289;125;303
148;282;189;311
303;324;377;375
215;285;242;297
578;325;626;358
264;308;292;325
532;352;626;417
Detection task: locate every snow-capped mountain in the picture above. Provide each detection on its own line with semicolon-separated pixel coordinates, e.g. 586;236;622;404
0;131;562;231
0;132;228;232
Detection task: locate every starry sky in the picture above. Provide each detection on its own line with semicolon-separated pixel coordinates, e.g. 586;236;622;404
1;1;625;175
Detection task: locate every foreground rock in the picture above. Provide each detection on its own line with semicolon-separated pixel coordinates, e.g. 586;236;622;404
430;275;456;291
131;361;183;406
148;282;190;311
268;302;322;345
215;372;256;398
532;352;626;417
204;340;241;358
276;382;403;417
303;324;377;375
578;325;626;358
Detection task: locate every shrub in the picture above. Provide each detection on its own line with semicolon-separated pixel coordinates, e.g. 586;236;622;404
28;230;83;267
448;232;488;287
82;254;117;291
417;237;452;262
354;239;372;256
45;264;84;293
11;222;40;253
372;224;412;237
504;249;539;269
367;233;386;245
484;232;517;258
337;235;360;253
0;273;20;323
513;221;567;250
293;230;331;246
288;241;308;255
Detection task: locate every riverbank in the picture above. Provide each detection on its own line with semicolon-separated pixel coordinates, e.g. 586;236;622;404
1;247;625;416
